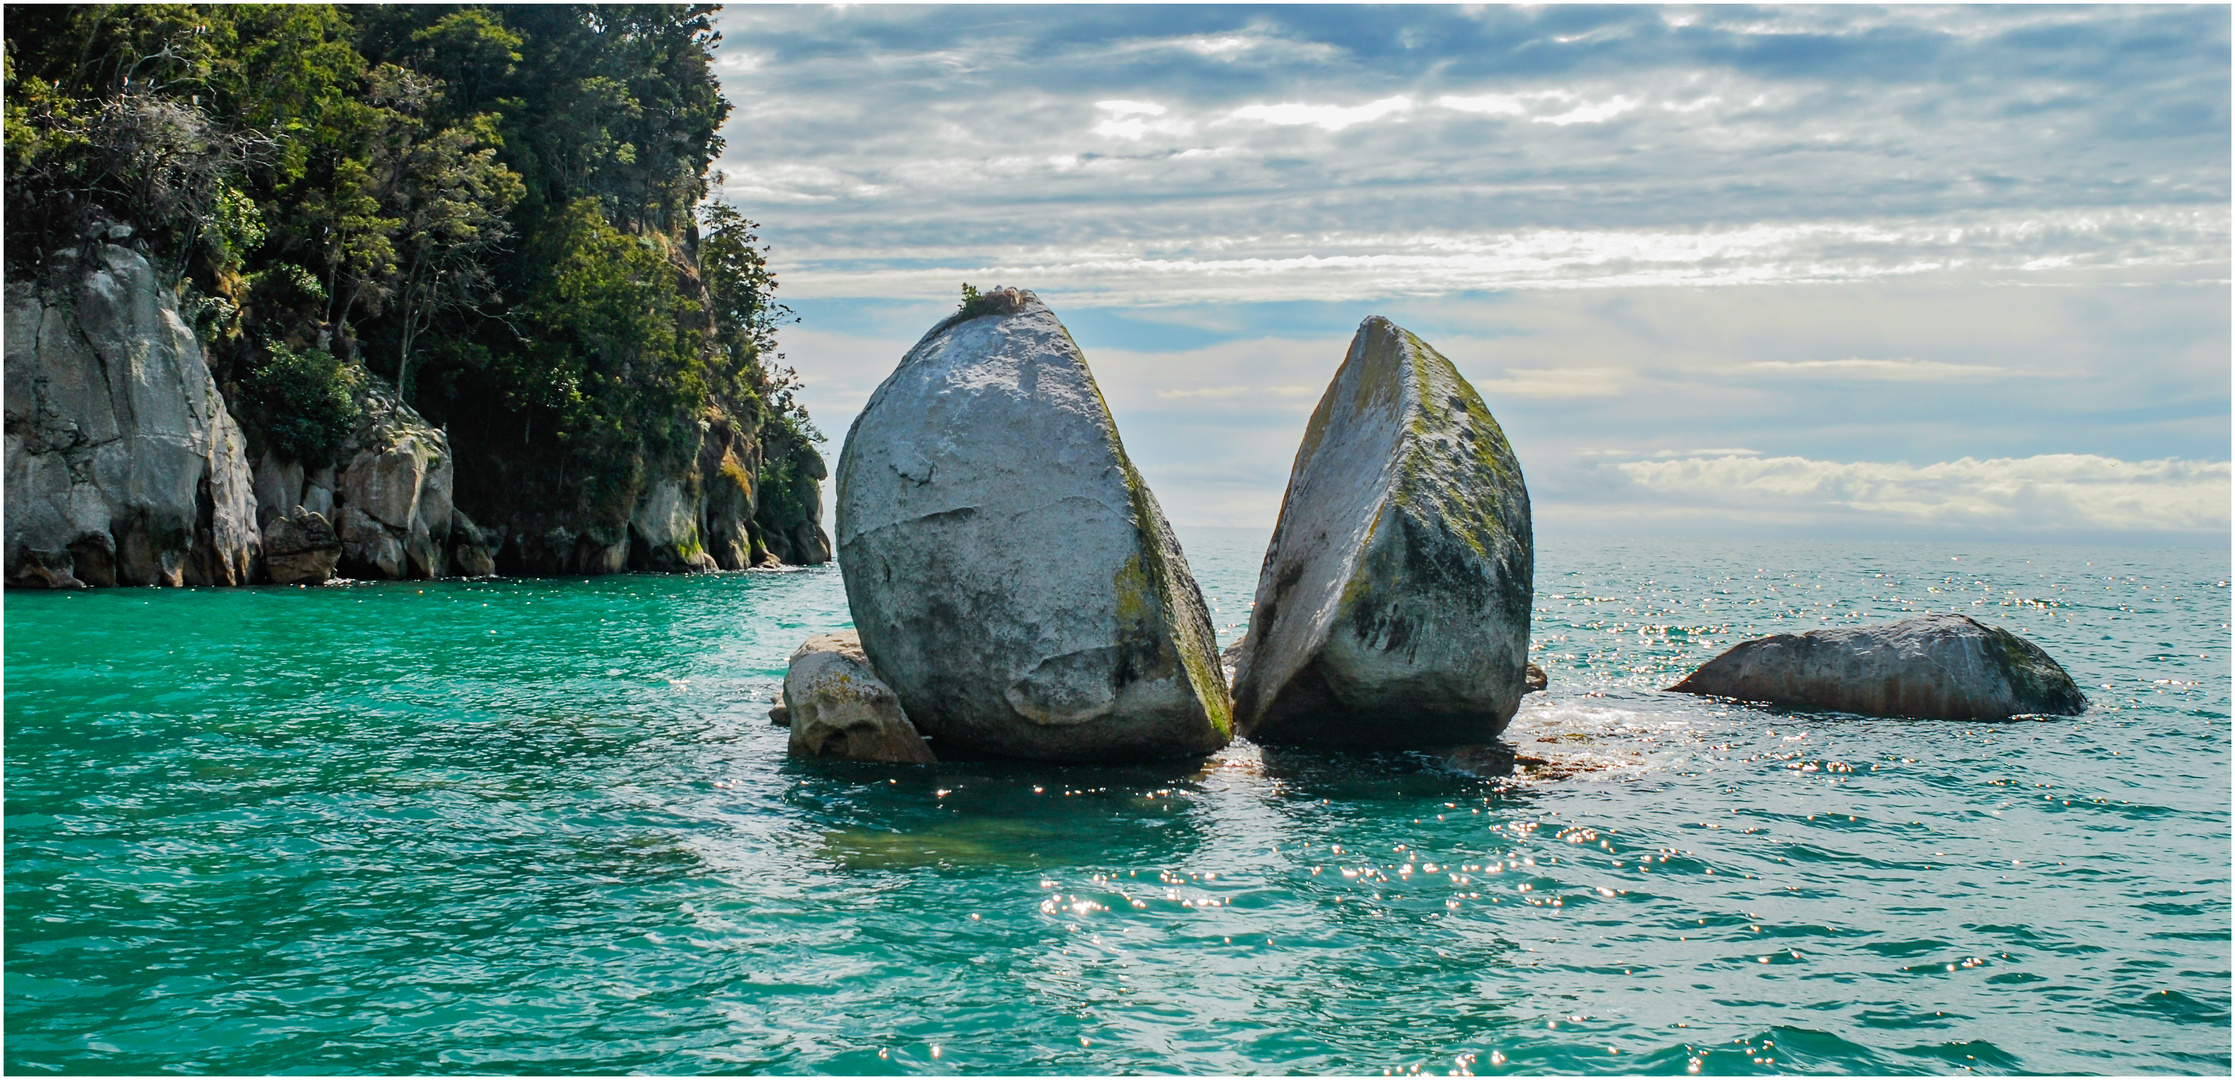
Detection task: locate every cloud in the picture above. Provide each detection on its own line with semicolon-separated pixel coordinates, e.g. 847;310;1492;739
1744;358;2011;380
1434;90;1640;125
1230;95;1414;131
1092;99;1191;140
1534;96;1641;126
1155;385;1318;400
770;207;2229;304
1474;367;1629;399
1584;447;1763;459
1612;453;2230;535
711;6;2226;311
706;7;2228;541
1435;92;1531;116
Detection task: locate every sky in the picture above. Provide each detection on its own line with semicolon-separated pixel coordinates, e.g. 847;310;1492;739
706;4;2230;546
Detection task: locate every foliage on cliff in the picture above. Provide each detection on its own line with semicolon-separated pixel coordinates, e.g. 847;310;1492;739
4;4;818;541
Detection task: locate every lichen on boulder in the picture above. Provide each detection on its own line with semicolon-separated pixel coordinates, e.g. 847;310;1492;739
835;288;1231;762
1668;613;2088;720
1231;316;1533;749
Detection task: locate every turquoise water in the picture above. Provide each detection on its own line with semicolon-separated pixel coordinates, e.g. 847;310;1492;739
6;530;2228;1074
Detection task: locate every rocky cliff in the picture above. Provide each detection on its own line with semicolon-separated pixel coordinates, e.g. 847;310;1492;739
5;243;260;587
5;242;830;588
251;370;471;581
470;407;829;578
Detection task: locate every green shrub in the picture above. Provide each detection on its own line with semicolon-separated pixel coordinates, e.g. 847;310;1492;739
241;343;361;468
957;281;996;319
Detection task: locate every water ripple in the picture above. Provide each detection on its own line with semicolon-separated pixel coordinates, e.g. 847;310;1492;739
6;536;2227;1074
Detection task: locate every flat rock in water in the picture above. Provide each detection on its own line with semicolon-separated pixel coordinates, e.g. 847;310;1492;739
1232;317;1533;749
835;288;1231;762
1667;613;2087;720
784;631;935;764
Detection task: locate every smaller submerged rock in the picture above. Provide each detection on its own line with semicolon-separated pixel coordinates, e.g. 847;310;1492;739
1668;613;2087;720
783;631;937;764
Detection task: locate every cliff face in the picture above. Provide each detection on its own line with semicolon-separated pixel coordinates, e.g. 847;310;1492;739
4;244;260;587
439;227;832;577
473;405;829;577
754;416;833;566
252;371;470;581
3;242;830;588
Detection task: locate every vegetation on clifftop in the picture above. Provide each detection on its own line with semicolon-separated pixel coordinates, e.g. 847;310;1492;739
4;4;821;551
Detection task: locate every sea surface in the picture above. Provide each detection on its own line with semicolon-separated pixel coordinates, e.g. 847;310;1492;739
6;530;2228;1075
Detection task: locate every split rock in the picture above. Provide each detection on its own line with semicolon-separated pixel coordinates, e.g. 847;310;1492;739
1668;613;2087;720
835;288;1231;762
784;631;935;764
1232;316;1533;749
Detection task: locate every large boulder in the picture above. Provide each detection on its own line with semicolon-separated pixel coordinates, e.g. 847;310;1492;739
4;244;259;587
263;507;342;585
449;508;498;578
1231;316;1533;749
784;631;936;763
1668;613;2088;720
332;373;453;580
836;288;1231;762
629;472;718;573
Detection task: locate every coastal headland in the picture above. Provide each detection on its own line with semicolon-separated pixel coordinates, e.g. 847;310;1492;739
5;7;829;588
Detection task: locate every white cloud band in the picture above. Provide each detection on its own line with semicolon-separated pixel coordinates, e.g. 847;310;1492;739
764;207;2228;303
1614;453;2231;535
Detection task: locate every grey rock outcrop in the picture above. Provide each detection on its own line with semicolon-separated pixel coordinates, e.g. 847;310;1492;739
756;419;833;566
478;409;827;576
629;474;719;572
249;366;459;581
836;288;1232;762
5;244;259;587
697;418;767;571
262;507;342;585
784;631;936;764
1668;613;2088;720
1232;316;1533;749
449;508;497;577
335;374;452;579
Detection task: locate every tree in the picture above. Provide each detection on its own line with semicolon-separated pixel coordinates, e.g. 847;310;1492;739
5;4;819;545
698;200;792;400
388;110;522;401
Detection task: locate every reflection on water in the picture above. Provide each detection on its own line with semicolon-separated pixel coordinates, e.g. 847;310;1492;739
4;536;2228;1074
799;759;1214;872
